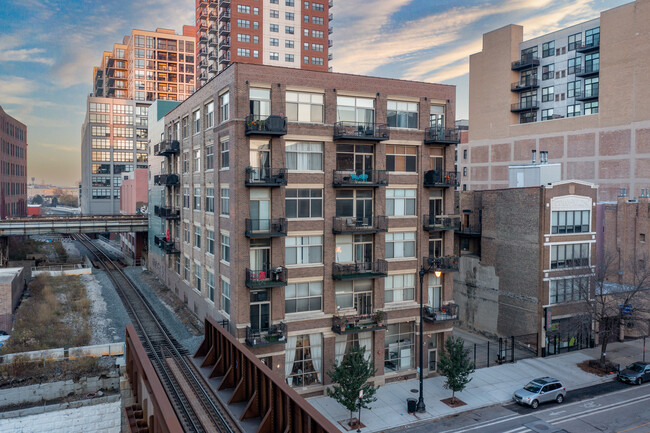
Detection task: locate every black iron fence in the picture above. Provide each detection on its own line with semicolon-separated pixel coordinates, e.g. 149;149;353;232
461;333;540;369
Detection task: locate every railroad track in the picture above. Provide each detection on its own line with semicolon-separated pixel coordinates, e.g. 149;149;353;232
74;234;239;433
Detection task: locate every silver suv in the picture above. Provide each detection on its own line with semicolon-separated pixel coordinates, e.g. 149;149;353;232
513;377;566;409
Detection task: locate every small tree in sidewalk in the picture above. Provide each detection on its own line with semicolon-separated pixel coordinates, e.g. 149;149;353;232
327;345;379;427
438;336;475;404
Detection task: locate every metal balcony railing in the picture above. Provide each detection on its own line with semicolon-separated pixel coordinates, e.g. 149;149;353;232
576;88;599;101
332;260;388;280
332;216;388;234
245;323;287;347
423;170;459;188
154;205;180;220
425;256;459;273
511;55;540;70
456;223;482;236
332;313;386;334
423;304;459;323
245;115;287;136
576;39;600;53
333;122;389;141
153;235;180;255
219;25;231;36
153;174;179;186
423;215;460;231
219;10;231;21
245;167;287;186
245;218;287;238
511;78;539;91
245;267;287;288
575;64;599;77
153;140;180;156
511;100;540;112
424;127;460;145
332;170;388;187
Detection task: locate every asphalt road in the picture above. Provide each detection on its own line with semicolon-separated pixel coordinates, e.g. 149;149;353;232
390;380;650;433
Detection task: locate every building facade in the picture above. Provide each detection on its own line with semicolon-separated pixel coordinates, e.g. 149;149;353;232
148;63;458;393
119;168;148;262
461;0;650;201
0;106;27;218
455;179;598;356
195;0;331;87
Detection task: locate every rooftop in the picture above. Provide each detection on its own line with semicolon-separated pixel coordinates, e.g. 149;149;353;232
0;267;23;283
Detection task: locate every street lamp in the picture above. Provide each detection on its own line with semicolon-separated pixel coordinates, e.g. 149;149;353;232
416;259;442;413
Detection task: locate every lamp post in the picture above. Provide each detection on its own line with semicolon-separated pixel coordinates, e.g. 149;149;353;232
357;389;363;432
417;258;442;414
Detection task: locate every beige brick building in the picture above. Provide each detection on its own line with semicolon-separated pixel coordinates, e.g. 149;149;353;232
148;62;459;393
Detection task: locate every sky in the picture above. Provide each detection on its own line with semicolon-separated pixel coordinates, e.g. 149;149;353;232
0;0;631;187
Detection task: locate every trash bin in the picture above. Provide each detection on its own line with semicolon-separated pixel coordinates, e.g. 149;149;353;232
407;398;417;414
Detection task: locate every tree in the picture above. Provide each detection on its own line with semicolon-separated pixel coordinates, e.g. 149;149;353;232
438;336;475;404
31;195;43;205
51;197;58;206
327;345;379;427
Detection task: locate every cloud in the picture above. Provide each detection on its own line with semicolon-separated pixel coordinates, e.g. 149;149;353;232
0;48;54;65
40;143;78;152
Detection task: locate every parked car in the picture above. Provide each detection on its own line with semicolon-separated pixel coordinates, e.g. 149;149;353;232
513;377;566;409
618;362;650;385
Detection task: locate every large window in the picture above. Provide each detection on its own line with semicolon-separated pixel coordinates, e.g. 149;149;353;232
335;280;372;312
193;110;200;133
206;145;214;171
206;187;214;213
220;138;229;169
542;109;554;121
220;92;230;122
194;226;201;249
250;88;271;118
550;243;590;269
336;96;374;125
585;27;600;47
285;281;323;313
568;32;582;51
221;278;230;313
286;236;323;265
567;104;581;118
542;86;554;103
220;188;229;215
386;145;416;172
386;189;416;216
193;187;201;210
387;101;418;129
193;149;201;172
550;277;589;304
542;40;555;58
286;189;323;218
194;263;202;291
585;52;599;73
286;334;322;387
552;210;590;234
207;229;215;255
205;102;214;128
542;63;554;80
568;81;579;98
385;273;415;303
385;323;414;372
568;57;581;75
585;101;598;115
207;271;215;302
286;91;324;123
286;142;323;171
386;232;416;259
221;234;230;263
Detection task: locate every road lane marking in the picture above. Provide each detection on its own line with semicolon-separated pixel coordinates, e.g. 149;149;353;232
617;421;650;433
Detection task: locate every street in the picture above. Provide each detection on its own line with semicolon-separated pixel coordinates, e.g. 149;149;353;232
390;381;650;433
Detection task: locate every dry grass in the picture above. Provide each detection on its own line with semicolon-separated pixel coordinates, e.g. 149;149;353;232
0;356;105;389
8;237;44;261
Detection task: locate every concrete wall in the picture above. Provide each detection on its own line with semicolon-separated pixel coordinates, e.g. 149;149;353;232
454;255;500;337
0;267;25;333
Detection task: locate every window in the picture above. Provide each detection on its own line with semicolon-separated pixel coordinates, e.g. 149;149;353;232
567;104;581;118
542;63;554;80
585;27;600;47
206;187;214;213
311;43;324;52
220;188;230;215
386;189;416;216
312;30;324;38
584;77;599;99
285;26;294;34
207;271;215;302
238;34;251;43
542;109;554;121
193;110;200;133
182;117;188;137
237;48;251;57
568;32;582;51
387;101;418;129
285;54;294;62
542;86;554;102
312;16;324;25
552;210;590;234
585;101;598;115
221;278;230;313
184;257;190;281
386;232;416;259
286;12;294;20
183;188;190;208
286;0;295;5
237;4;250;13
304;14;309;22
220;139;229;168
550;277;589;304
286;334;322;387
270;24;279;32
270;52;279;61
551;243;590;269
585;52;599;74
386;145;417;172
312;2;324;11
194;187;201;210
520;111;537;124
285;281;322;313
221;234;230;263
337;96;374;125
567;81;579;98
194;226;202;249
386;274;415;303
385;322;414;371
206;145;214;171
312;57;323;66
304;56;309;64
286;142;323;170
286;236;323;265
219;92;229;122
286;91;324;123
286;189;323;218
542;41;555;58
568;57;581;74
285;40;294;48
238;19;251;28
270;9;279;18
270;38;279;46
193;149;201;172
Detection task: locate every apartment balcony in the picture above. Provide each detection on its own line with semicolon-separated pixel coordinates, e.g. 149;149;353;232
332;260;387;281
219;0;230;6
198;34;208;44
209;38;218;47
425;256;459;273
575;65;599;78
209;25;218;35
329;13;334;21
511;78;539;92
332;170;388;187
245;218;287;238
199;48;208;56
153;235;180;255
154;205;180;220
423;170;459;188
219;54;231;65
332;215;388;234
219;25;231;36
220;38;230;49
423;215;460;231
198;21;207;31
576;88;599;101
329;26;333;34
456;223;482;237
245;115;287;136
423;304;459;324
328;53;333;61
576;40;600;53
332;313;386;335
511;100;539;112
208;51;218;60
245;323;287;347
153;140;180;156
424;127;460;145
511;55;540;71
208;12;218;21
333;122;389;141
329;0;333;7
198;61;208;70
245;267;287;289
245;167;287;187
153;174;179;186
219;10;231;21
199;0;207;6
208;65;217;74
328;39;333;48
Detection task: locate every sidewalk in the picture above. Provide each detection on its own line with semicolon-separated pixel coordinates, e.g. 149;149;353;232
308;338;647;432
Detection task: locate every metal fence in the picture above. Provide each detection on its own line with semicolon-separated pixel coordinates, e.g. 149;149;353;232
463;334;539;369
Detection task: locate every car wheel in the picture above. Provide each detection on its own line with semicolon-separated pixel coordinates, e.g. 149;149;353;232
556;394;564;404
637;378;643;385
531;400;539;409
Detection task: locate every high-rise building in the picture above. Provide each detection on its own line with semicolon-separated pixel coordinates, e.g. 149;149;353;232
0;106;27;218
82;28;196;215
148;62;458;392
195;0;332;86
461;0;650;201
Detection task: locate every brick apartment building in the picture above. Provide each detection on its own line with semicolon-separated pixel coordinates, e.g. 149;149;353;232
0;106;27;218
148;62;459;392
195;0;332;86
461;0;650;201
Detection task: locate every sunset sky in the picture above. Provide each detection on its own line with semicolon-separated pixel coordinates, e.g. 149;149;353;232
0;0;629;186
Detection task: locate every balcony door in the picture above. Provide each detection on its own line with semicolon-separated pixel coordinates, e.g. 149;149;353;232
428;275;442;309
250;189;270;232
336;144;374;172
250;239;271;273
429;233;442;258
250;88;271;118
430;105;444;129
429;190;443;218
335;280;372;314
336;234;373;267
250;142;270;181
250;289;270;333
336;190;373;225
